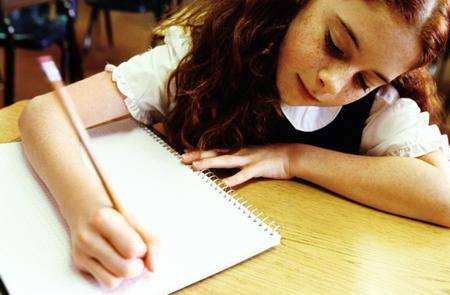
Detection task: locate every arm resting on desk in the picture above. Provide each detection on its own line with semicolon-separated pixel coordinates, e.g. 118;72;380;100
18;71;129;225
292;144;450;227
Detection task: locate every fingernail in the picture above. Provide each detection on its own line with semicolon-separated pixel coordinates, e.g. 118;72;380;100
191;162;198;171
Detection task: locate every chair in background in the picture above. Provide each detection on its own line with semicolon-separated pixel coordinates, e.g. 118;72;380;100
0;0;83;107
83;0;182;53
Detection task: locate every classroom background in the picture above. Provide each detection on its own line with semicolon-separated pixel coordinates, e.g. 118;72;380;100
0;0;184;105
0;0;448;133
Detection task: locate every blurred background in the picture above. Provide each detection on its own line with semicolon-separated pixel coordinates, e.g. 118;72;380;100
0;0;182;106
0;0;448;132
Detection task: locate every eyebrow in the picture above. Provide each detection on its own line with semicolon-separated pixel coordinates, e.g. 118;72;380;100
336;16;391;84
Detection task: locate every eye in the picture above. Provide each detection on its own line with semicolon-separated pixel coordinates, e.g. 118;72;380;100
324;29;345;58
356;73;369;93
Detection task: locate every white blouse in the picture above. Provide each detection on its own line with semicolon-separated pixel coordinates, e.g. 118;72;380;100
105;26;450;160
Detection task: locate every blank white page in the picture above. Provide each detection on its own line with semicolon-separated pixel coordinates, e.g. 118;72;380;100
0;118;280;295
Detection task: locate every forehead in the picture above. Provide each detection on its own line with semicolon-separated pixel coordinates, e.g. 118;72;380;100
325;0;422;75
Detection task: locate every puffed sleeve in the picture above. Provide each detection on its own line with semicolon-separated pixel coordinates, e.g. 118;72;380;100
104;26;191;125
360;84;450;160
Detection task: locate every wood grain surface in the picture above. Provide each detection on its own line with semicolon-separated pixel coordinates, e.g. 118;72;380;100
1;101;449;295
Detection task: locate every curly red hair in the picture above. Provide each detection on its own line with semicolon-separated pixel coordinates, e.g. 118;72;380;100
154;0;449;151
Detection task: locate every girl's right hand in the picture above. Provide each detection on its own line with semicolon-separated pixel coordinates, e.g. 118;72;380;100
69;206;149;289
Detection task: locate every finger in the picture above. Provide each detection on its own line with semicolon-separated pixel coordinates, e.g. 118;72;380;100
125;216;157;272
181;149;230;164
75;253;122;289
78;230;144;278
191;154;250;171
91;208;147;259
222;168;255;187
232;147;251;156
182;150;220;163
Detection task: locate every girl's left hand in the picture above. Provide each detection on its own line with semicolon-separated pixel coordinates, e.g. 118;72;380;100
181;144;300;187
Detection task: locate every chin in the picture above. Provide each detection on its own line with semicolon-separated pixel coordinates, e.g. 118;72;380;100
280;95;314;106
282;100;306;106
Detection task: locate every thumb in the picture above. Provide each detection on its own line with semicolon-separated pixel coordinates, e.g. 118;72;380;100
144;235;160;272
126;212;159;271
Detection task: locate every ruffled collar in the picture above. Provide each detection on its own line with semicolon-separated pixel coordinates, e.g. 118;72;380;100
280;85;398;132
280;104;342;132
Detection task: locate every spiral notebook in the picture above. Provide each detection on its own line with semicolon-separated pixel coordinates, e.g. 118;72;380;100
0;117;280;295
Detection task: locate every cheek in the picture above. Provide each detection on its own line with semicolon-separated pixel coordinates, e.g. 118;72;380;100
277;24;329;102
334;87;365;105
283;26;327;75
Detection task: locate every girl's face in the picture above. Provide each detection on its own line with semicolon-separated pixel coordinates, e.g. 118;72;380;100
276;0;422;106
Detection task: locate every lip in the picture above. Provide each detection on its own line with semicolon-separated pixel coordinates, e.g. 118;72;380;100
296;74;319;102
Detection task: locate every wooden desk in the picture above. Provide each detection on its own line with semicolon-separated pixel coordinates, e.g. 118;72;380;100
1;101;450;294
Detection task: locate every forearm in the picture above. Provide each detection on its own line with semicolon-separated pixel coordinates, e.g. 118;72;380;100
292;144;450;226
19;94;112;227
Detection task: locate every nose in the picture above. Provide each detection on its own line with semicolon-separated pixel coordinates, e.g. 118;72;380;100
315;63;349;97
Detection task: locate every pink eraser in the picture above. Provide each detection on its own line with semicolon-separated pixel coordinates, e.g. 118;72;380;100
37;55;53;64
38;55;62;82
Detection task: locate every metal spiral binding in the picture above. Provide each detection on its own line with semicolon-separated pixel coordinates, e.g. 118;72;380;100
138;123;281;237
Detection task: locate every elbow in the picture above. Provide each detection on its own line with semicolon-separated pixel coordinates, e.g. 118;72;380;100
437;212;450;229
431;186;450;228
18;95;47;141
18;98;34;132
434;215;450;229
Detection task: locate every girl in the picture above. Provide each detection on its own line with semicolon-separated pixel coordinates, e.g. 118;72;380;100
19;0;450;289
